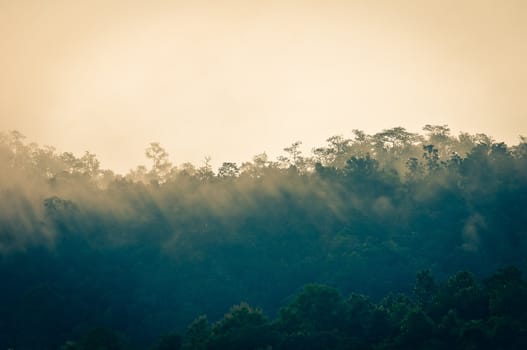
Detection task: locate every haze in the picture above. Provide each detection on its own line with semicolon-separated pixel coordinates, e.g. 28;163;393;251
1;0;526;173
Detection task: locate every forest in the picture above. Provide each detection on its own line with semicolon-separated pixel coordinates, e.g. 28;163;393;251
0;125;526;349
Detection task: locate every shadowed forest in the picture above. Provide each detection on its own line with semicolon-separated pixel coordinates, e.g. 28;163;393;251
1;125;526;349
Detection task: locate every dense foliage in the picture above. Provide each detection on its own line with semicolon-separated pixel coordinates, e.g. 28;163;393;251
66;266;527;350
0;126;526;349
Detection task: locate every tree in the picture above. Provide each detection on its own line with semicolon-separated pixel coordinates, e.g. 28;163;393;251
208;303;275;350
413;270;436;307
278;285;347;334
80;151;101;177
197;156;214;181
422;144;441;172
146;142;172;182
280;141;304;170
183;316;211;350
405;157;424;180
217;162;240;178
345;154;379;180
423;124;452;157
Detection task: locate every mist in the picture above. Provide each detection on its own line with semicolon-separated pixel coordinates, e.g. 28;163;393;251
0;126;526;348
2;0;527;173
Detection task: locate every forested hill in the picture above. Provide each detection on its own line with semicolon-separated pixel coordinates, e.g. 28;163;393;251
1;126;526;349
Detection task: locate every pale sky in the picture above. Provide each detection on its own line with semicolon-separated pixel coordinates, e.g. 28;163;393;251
1;0;526;173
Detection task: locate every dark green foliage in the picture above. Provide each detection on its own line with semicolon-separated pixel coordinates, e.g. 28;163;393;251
182;316;211;350
0;127;526;349
206;304;277;350
157;268;527;350
413;269;436;307
278;285;347;334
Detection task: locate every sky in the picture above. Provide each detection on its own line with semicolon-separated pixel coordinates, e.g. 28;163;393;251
1;0;526;173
